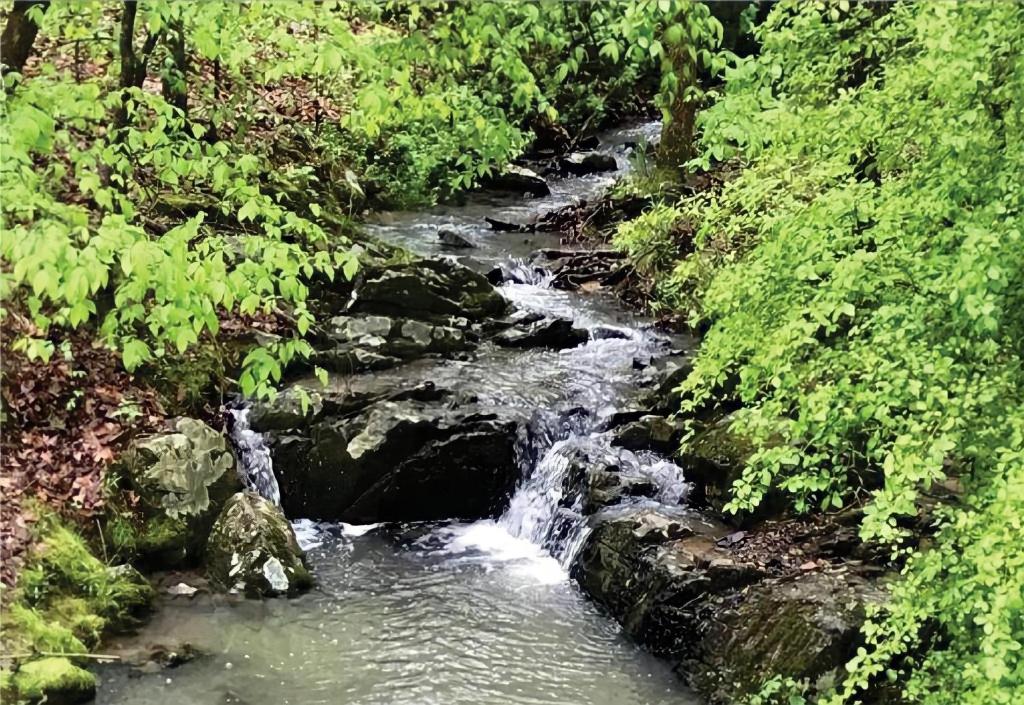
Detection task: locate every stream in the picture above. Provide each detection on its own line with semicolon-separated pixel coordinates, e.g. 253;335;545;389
98;121;701;705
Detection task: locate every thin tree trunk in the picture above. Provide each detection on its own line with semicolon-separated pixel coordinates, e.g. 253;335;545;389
113;0;162;133
1;0;48;76
161;18;187;115
657;42;698;171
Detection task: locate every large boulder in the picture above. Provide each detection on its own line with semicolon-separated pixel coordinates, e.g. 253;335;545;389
205;492;312;597
680;414;787;522
347;258;507;323
113;418;240;565
683;571;885;704
572;506;763;652
269;398;521;523
315;314;473;373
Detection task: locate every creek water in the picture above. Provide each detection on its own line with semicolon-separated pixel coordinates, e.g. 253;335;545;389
98;122;701;705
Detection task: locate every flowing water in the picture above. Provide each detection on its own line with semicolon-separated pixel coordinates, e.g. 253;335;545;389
98;121;701;705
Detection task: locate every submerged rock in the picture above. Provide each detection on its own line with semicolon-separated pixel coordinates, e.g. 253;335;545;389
9;657;96;705
270;398;521;523
437;226;476;249
113;418;240;565
205;492;312;597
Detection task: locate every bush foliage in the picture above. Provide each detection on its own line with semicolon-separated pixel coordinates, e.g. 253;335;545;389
617;2;1024;702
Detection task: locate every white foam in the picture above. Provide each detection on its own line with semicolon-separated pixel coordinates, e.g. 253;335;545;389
291;519;324;551
339;522;382;537
436;521;567;585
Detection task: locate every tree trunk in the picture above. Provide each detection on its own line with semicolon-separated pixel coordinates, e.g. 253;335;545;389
1;0;48;76
657;42;698;171
113;0;161;133
161;18;187;115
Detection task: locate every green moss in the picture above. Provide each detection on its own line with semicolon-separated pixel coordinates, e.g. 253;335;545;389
12;657;96;704
47;598;105;648
4;603;87;654
105;511;189;563
18;523;153;621
1;513;153;673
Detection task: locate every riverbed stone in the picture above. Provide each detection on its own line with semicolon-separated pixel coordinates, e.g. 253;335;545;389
205;492;312;597
437;226;476;248
314;314;472;373
560;152;618;176
637;355;693;414
581;470;658;514
113;418;240;565
493;315;589;349
481;164;550;196
611;414;685;454
347;258;508;323
269;397;521;523
248;387;324;432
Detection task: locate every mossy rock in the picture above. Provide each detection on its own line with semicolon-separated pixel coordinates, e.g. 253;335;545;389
113;418;240;566
10;657;96;705
681;414;787;523
205;492;313;597
684;572;886;704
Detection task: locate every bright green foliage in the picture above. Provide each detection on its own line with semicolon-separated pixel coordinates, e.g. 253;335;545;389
613;202;685;287
0;1;670;393
600;0;731;163
0;1;359;399
618;1;1024;702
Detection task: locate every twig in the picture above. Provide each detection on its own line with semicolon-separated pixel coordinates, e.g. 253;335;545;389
0;652;122;661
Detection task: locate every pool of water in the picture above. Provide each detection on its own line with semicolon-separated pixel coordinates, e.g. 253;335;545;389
98;523;696;705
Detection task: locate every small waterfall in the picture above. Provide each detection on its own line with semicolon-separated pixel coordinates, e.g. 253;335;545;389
226;405;281;506
496;258;553;287
499;411;689;567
